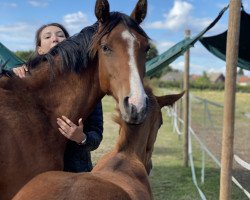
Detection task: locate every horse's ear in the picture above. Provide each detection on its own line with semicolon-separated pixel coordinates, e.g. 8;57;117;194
95;0;110;23
130;0;147;24
156;91;185;108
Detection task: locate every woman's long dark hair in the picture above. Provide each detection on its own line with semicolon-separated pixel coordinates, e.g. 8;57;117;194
35;23;70;56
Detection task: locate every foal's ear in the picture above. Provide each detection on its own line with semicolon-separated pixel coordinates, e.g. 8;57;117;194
156;91;185;108
95;0;110;23
130;0;147;24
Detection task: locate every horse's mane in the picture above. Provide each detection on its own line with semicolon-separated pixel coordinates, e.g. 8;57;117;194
27;12;149;74
27;22;99;74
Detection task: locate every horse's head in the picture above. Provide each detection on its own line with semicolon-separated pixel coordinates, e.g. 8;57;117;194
142;89;185;174
92;0;149;124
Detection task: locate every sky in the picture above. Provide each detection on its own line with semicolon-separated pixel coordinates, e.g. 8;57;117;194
0;0;250;75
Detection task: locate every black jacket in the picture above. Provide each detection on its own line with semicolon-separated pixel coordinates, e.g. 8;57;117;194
63;101;103;172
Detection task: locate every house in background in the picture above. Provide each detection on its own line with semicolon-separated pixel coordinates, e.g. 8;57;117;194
237;76;250;86
161;71;226;84
190;74;201;81
160;71;183;83
207;73;225;83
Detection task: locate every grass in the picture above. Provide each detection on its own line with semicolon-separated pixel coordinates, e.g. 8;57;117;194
91;88;249;200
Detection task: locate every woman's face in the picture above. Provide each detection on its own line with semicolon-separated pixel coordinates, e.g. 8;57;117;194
38;25;67;55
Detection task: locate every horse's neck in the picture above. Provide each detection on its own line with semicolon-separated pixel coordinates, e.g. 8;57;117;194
23;63;104;126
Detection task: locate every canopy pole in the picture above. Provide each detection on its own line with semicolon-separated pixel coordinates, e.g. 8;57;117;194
219;1;241;199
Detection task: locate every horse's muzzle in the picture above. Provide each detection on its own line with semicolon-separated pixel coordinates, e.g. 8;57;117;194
122;96;148;124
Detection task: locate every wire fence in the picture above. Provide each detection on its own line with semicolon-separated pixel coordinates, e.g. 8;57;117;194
167;93;250;199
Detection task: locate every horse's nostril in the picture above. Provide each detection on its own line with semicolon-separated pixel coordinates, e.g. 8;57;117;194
145;97;149;108
123;96;129;108
130;104;138;118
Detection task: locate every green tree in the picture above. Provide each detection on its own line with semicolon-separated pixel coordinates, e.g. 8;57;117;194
150;64;173;78
14;50;34;62
237;68;244;76
194;71;210;89
146;43;158;61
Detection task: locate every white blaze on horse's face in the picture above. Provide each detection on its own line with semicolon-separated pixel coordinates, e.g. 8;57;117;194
122;30;148;123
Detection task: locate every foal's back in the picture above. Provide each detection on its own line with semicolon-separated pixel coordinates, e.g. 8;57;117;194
13;171;132;200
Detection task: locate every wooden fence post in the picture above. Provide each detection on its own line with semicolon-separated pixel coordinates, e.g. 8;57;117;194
219;1;241;199
183;29;190;167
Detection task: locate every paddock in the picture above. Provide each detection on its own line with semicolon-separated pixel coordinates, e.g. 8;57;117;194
92;89;249;200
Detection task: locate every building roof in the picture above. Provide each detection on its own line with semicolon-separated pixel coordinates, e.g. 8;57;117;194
238;76;250;83
207;73;225;83
160;71;183;82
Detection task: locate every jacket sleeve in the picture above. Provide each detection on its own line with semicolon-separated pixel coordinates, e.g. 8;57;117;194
83;101;103;151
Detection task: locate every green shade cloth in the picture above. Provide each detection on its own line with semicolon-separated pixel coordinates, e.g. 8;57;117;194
145;5;229;77
200;9;250;71
0;42;25;70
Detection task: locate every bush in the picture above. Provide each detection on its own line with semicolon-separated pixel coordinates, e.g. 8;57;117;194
152;79;250;93
14;50;34;62
236;85;250;93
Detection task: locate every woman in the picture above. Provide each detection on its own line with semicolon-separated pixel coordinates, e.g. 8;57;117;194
12;23;103;172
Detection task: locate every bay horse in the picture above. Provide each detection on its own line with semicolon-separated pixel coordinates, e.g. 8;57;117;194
0;0;150;199
13;87;184;200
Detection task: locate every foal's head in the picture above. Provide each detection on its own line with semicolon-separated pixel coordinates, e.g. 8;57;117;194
118;87;184;174
92;0;150;124
145;90;185;173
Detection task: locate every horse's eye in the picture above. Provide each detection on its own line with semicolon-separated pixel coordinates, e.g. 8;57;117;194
101;44;111;54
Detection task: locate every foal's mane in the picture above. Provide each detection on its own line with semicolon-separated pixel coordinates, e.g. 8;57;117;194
27;12;149;74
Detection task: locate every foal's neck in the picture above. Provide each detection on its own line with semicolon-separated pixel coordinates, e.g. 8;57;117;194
115;122;148;163
114;92;156;167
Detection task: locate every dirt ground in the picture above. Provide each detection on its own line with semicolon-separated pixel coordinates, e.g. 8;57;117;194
191;122;250;193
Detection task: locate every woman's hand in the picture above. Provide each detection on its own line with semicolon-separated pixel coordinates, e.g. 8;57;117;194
57;116;86;144
12;65;28;78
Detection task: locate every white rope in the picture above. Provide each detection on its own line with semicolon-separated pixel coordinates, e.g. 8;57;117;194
189;129;207;200
201;148;205;184
189;127;221;167
165;106;176;133
232;177;250;198
234;155;250;170
173;107;182;137
189;97;207;199
165;105;182;136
